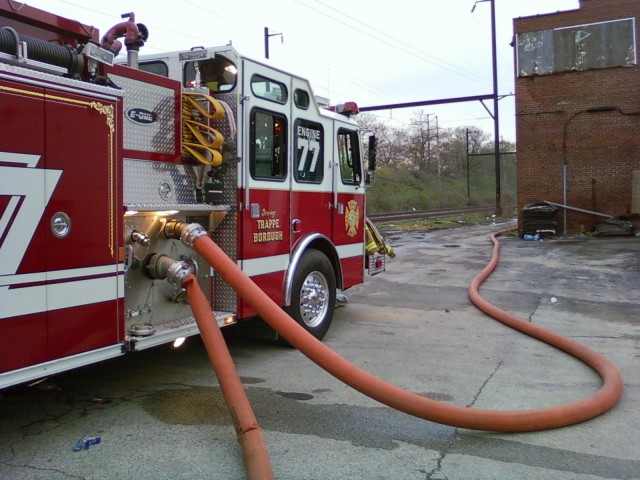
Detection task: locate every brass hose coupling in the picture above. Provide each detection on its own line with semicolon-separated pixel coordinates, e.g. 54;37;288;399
164;220;207;248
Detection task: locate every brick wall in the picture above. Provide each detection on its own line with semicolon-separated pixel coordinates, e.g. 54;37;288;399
514;0;640;234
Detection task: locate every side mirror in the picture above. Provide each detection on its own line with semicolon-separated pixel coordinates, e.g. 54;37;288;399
368;135;377;172
364;135;377;185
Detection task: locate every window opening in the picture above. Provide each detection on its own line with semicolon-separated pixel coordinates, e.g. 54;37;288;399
251;74;288;104
184;56;237;92
251;109;287;180
139;61;169;77
294;89;310;110
337;129;362;185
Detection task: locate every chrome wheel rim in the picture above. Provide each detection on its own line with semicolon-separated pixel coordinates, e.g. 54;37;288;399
298;270;329;328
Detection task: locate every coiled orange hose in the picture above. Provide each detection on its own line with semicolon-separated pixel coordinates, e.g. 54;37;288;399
191;232;623;432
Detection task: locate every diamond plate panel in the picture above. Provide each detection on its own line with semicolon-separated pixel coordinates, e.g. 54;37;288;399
110;74;176;153
124;159;199;207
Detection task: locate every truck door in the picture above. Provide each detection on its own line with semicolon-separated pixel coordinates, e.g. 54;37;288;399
289;80;333;248
332;126;366;288
239;60;291;315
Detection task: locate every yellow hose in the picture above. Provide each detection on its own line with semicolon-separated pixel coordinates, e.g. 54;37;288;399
182;93;225;166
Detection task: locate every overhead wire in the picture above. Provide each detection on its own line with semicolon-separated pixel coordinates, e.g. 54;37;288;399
303;0;492;86
295;0;511;131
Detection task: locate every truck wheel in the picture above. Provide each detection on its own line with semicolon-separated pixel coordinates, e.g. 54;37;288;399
285;249;336;341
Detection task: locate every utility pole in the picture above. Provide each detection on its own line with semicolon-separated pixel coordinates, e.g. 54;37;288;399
466;128;471;206
264;27;283;59
472;0;502;215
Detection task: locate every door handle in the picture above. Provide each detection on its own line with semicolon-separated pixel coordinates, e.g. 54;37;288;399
291;218;302;234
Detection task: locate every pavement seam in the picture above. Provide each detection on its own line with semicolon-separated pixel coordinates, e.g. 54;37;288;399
425;361;504;480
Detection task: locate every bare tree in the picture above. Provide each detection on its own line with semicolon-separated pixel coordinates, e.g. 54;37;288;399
356;114;408;168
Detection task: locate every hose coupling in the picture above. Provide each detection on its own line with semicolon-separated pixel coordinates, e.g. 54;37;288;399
131;230;151;246
164;220;208;248
146;254;194;286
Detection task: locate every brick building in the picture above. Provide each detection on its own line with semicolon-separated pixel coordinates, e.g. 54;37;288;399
514;0;640;234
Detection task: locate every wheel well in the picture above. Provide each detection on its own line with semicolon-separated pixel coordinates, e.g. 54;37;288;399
283;234;343;307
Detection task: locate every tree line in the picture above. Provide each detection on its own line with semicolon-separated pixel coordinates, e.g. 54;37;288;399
359;111;516;213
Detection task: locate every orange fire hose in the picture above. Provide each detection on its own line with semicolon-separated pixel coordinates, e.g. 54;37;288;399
190;232;623;433
182;274;274;480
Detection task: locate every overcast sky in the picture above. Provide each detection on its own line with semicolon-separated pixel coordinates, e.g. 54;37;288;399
24;0;580;141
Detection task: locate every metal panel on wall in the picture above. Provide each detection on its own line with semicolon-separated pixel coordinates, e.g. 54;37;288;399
517;18;636;77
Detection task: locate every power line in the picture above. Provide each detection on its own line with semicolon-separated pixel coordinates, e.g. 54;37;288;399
313;0;489;83
311;0;490;84
296;0;491;86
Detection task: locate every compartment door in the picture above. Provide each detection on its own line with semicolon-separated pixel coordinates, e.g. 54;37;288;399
43;90;121;359
332;127;365;288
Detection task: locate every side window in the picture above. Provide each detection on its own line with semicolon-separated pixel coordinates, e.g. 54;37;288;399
251;75;288;104
294;120;323;183
337;129;362;185
294;89;310;110
251;109;287;180
139;61;169;77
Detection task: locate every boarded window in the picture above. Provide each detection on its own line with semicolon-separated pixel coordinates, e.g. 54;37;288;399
517;18;636;76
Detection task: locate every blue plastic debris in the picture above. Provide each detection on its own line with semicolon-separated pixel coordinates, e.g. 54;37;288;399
73;436;101;451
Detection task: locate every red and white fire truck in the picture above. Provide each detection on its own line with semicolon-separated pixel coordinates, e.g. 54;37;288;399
0;4;385;388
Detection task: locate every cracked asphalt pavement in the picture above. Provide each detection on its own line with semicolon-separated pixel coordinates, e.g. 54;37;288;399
1;221;639;479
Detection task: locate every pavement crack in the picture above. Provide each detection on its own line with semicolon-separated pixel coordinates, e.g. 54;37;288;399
425;361;503;480
0;460;85;479
467;360;504;408
425;435;457;480
529;297;542;322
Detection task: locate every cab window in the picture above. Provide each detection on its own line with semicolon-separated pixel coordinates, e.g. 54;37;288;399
184;57;237;92
139;61;168;77
337;129;362;185
294;119;323;183
251;109;287;180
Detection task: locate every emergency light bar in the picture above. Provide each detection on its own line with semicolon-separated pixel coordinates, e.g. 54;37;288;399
329;102;359;117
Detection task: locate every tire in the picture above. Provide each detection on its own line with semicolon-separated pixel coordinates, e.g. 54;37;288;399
285;249;336;341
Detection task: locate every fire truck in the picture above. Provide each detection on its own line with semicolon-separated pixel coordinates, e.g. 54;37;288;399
0;4;385;388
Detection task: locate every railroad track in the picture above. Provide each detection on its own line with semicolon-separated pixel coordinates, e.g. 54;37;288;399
367;204;516;223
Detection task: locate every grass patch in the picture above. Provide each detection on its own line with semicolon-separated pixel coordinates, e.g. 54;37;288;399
376;212;514;233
